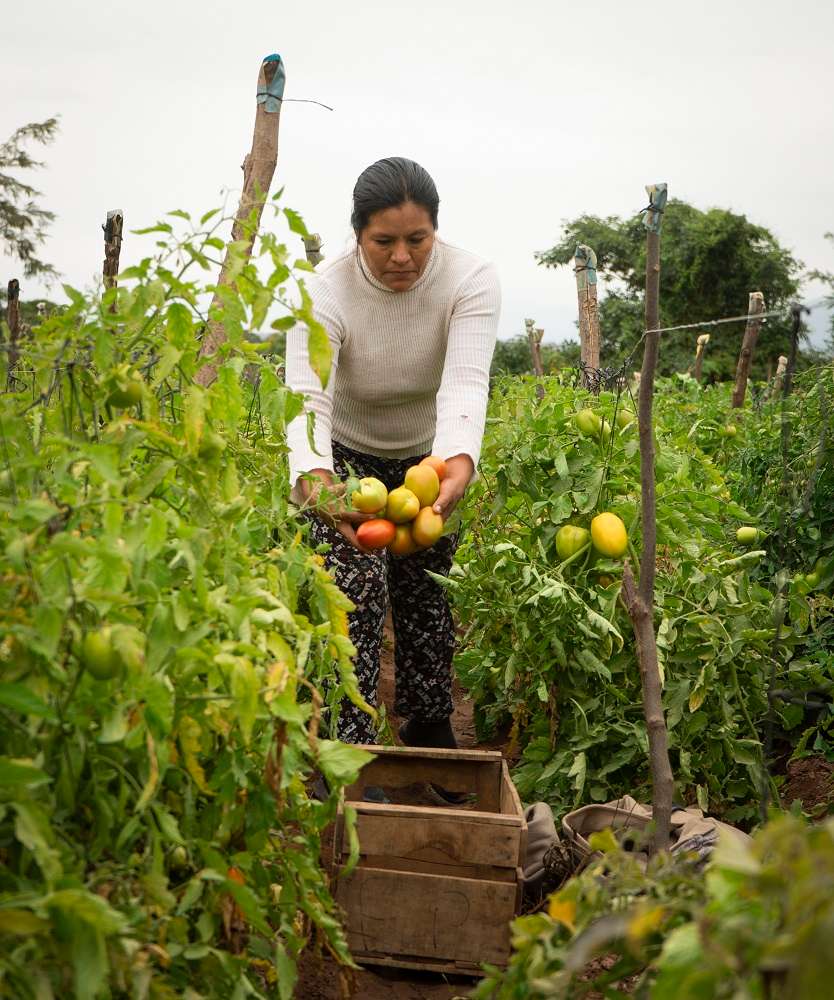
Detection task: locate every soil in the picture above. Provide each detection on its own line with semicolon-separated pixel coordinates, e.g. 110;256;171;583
781;756;834;817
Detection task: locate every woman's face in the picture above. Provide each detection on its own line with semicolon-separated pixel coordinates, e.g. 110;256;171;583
358;201;435;291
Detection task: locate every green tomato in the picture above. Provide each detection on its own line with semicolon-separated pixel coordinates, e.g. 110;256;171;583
107;378;144;408
82;627;121;680
615;409;636;430
555;525;590;561
721;424;738;438
574;409;601;437
804;571;821;588
736;526;759;546
198;430;227;460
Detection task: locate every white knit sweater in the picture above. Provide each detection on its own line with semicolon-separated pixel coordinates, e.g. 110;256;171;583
284;238;501;488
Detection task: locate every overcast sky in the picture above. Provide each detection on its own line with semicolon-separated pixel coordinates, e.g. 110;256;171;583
4;0;833;349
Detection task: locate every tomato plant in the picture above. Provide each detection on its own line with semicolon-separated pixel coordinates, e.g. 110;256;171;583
448;377;814;822
0;199;372;998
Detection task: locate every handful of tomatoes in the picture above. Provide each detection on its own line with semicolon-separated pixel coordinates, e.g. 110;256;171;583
351;455;447;554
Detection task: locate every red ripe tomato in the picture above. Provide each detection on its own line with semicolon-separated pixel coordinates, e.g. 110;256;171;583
356;519;397;550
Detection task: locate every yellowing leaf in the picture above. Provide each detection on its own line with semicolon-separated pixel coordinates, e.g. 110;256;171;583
627;905;666;945
135;730;160;812
183;385;206;454
547;895;576;932
178;715;213;795
588;827;619;854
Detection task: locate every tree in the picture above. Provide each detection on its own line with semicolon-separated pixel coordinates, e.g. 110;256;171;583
0;117;59;281
536;200;804;379
490;335;580;378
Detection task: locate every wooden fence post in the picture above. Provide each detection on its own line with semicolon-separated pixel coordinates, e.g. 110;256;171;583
770;355;788;399
693;333;709;382
621;183;675;857
5;279;20;389
731;291;765;408
102;209;124;292
197;54;286;385
525;318;545;400
574;244;600;391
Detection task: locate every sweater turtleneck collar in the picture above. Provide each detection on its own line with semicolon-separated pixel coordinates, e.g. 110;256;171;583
355;238;440;293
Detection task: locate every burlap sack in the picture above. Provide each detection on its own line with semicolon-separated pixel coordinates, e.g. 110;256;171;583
561;794;751;863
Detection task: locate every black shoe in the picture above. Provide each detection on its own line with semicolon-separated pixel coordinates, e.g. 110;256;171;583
398;717;457;750
426;783;474;808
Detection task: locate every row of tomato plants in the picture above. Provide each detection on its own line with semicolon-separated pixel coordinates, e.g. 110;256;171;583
447;372;832;823
0;204;370;999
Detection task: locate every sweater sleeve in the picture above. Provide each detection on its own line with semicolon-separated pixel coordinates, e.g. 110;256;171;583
284;276;344;490
431;261;501;469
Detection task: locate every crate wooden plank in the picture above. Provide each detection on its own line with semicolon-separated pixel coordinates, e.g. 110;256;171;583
356;853;517;883
344;800;522;826
334;865;515;966
356;745;505;763
349;952;486;977
342;807;523;869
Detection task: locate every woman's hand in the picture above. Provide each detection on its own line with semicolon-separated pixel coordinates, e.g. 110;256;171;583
299;469;373;551
432;453;474;521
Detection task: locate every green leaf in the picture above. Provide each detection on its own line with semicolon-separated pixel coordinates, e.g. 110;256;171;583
0;757;51;787
283;208;310;237
317;740;373;787
231;659;259;745
0;683;56;722
306;317;332;390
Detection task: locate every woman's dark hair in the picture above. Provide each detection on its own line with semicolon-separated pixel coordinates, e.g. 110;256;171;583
351;157;439;234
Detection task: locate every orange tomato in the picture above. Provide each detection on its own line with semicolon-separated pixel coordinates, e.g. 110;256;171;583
227;866;246;885
419;455;448;481
412;507;444;548
356;518;397;550
388;523;420;556
404;465;440;507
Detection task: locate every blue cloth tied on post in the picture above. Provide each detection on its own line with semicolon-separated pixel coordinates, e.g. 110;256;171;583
641;183;668;233
257;54;286;113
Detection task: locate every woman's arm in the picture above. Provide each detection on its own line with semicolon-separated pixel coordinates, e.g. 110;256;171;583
432;262;501;519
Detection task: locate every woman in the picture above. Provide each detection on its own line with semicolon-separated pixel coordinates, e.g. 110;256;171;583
285;157;500;755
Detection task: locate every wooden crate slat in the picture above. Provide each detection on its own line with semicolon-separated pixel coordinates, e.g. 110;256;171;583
342;809;522;869
334;865;515;966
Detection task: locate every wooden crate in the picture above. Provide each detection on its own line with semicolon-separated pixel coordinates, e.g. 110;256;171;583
330;745;527;975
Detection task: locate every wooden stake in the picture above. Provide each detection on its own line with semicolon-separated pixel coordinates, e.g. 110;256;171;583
5;279;20;388
693;333;709;382
197;54;286;385
525;318;545;400
731;291;765;408
574;245;600;391
102;209;124;291
621;183;674;858
770;355;788;399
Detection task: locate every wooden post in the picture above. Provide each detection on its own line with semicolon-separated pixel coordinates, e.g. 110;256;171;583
770;355;788;399
102;209;124;291
525;318;545;400
5;279;20;389
620;183;675;857
574;245;600;391
783;303;804;400
693;333;709;382
303;233;324;267
731;291;765;408
197;54;286;385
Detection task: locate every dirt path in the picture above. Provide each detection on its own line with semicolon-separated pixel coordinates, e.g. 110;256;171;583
298;614;487;1000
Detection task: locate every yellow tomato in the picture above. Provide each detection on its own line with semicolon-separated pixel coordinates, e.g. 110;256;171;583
590;512;628;558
